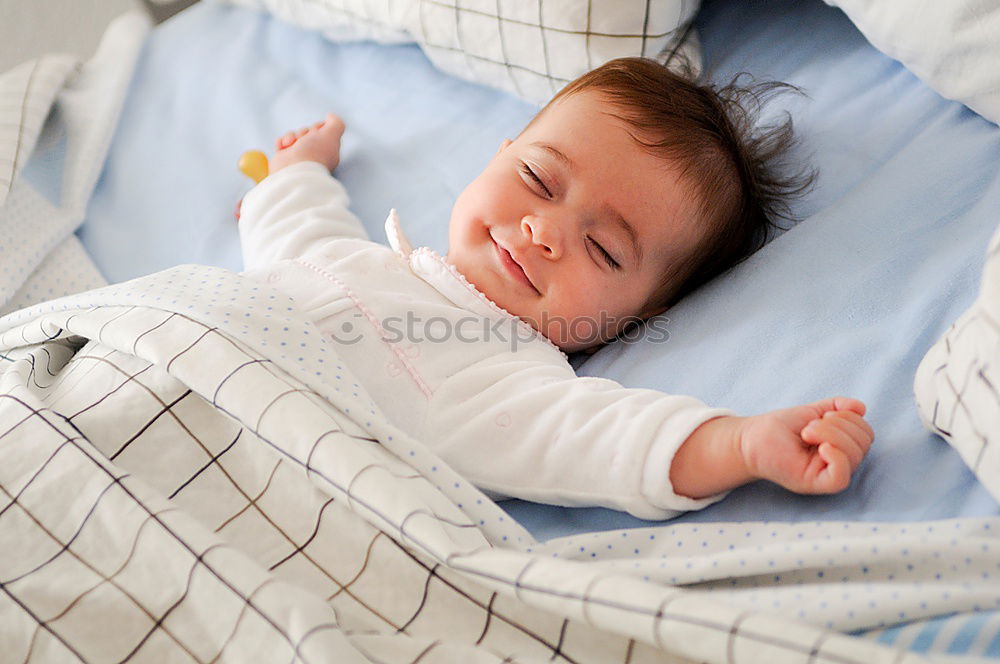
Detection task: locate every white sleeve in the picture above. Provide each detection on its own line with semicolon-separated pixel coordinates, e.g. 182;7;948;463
421;352;736;520
238;161;369;270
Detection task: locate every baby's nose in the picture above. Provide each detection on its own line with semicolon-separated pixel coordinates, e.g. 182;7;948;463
521;215;562;259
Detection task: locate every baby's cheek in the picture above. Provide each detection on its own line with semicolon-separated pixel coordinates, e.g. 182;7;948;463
543;309;606;349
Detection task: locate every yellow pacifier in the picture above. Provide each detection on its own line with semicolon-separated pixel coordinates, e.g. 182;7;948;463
238;150;269;184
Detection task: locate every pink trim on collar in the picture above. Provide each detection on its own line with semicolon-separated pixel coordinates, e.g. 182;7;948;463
409;247;568;359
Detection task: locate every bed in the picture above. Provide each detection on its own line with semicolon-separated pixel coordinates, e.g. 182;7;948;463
2;0;1000;661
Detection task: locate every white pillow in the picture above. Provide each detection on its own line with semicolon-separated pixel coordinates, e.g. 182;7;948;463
210;0;702;104
914;222;1000;504
825;0;1000;125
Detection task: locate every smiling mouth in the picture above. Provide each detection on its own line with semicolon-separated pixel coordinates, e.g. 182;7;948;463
492;236;540;294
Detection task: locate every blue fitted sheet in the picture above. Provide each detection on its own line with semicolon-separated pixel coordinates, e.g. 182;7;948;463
80;0;1000;541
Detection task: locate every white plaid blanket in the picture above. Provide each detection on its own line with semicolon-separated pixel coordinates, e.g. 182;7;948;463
3;263;949;664
1;9;999;664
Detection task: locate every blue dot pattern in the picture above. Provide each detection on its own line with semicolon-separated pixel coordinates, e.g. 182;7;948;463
533;519;1000;652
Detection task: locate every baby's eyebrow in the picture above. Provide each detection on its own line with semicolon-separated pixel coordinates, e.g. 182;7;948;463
530;142;573;170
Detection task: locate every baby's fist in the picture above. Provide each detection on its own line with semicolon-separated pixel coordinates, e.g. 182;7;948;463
270;112;346;174
740;397;874;494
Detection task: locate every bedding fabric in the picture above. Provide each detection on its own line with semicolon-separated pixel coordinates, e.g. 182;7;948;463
5;269;969;664
823;0;1000;127
915;218;1000;506
212;0;702;104
0;13;141;317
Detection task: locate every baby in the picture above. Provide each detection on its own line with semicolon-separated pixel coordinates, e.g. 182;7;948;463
238;57;873;519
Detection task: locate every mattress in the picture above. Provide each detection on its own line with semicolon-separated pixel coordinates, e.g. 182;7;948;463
79;0;1000;547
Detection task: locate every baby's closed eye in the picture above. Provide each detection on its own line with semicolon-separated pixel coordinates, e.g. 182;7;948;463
519;162;552;198
588;237;620;269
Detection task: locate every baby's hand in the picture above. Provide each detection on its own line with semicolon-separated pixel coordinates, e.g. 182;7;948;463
269;112;346;174
739;397;874;494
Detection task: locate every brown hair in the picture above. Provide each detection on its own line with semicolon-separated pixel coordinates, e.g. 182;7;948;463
537;57;815;310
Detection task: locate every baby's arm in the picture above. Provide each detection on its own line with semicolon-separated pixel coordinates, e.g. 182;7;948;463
423;347;874;518
239;113;369;269
422;352;737;519
670;397;874;498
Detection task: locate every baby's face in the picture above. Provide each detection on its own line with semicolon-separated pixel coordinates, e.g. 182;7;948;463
447;90;703;352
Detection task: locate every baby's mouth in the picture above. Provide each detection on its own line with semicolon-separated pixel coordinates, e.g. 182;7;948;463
492;236;540;295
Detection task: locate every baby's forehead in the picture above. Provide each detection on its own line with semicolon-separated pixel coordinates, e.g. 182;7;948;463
529;108;692;188
528;93;679;165
528;89;622;128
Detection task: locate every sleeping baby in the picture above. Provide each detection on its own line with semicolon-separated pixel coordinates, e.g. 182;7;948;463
237;57;874;519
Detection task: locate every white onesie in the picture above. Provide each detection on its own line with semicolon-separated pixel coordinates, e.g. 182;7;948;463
238;161;733;520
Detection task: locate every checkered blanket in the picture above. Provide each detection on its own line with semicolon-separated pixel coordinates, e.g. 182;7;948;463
915;221;1000;507
1;9;998;664
2;263;944;664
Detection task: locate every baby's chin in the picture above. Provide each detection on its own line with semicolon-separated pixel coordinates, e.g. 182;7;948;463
436;264;591;351
444;246;591;349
